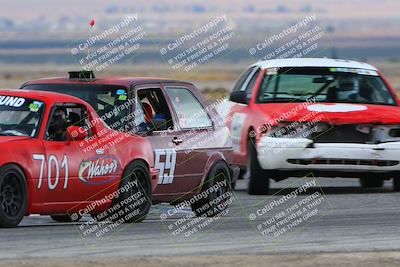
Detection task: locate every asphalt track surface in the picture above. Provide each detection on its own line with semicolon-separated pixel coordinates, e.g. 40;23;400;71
1;177;400;260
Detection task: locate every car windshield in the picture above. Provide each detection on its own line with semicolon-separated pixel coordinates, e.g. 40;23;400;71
21;84;131;130
257;67;396;105
0;95;44;137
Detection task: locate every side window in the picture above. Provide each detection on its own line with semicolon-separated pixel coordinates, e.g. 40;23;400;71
232;67;255;92
135;88;174;132
96;88;129;115
166;87;212;129
46;104;92;141
244;68;261;98
95;87;130;130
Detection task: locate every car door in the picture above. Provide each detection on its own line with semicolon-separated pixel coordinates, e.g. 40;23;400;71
130;83;207;200
132;84;181;198
37;103;109;209
160;84;215;195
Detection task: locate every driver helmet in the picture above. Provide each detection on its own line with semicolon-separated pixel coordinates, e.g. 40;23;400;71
336;76;360;100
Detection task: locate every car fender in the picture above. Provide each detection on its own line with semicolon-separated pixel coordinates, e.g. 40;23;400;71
228;104;272;166
0;139;45;213
112;133;157;190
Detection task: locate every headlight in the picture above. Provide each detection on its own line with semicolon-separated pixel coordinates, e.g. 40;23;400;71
265;122;330;139
372;125;400;142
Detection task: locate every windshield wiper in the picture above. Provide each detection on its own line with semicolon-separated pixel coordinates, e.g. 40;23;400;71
260;97;304;103
307;80;334;101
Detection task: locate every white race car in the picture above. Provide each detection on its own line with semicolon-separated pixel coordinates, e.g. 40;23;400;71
227;58;400;194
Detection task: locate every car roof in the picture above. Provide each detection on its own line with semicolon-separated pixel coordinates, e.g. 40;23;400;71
23;76;194;87
251;58;378;71
0;89;88;105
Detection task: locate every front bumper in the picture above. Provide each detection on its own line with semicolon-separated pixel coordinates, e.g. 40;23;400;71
257;137;400;172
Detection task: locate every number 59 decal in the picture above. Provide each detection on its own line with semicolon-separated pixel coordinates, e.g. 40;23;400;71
154;149;176;184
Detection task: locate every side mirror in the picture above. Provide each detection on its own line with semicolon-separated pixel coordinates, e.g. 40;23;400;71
229;91;248;104
67;126;88;141
150;118;167;131
397;99;400;107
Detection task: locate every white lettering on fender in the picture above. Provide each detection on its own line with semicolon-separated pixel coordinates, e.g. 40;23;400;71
32;154;45;189
47;155;59;190
155;149;177;184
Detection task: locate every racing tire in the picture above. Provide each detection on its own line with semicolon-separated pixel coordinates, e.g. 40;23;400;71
359;178;384;188
393;178;400;192
50;214;82;223
0;164;28;228
238;168;246;180
247;139;270;195
191;161;232;217
108;161;152;223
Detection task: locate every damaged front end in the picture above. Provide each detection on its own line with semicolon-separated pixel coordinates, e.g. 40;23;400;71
257;121;400;172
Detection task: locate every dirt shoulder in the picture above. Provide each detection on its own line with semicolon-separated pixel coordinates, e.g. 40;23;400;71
1;251;400;267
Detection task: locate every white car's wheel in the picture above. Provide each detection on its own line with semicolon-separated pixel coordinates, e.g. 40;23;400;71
359;178;384;188
247;139;270;195
393;177;400;192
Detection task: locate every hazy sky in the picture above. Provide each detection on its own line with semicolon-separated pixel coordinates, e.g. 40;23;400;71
0;0;399;20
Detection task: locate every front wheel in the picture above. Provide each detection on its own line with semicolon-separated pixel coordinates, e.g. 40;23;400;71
0;165;28;228
191;161;232;217
247;139;270;195
107;161;152;223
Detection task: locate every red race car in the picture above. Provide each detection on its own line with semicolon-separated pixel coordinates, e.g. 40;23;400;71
227;58;400;195
0;89;158;227
21;72;238;219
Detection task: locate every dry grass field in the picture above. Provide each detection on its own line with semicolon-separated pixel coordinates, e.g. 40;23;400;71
0;61;399;101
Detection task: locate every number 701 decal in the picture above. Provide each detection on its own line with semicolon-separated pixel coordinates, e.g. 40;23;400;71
33;154;69;190
154;149;176;184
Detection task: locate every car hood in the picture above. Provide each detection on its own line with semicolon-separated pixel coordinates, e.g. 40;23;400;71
0;136;32;144
255;102;400;125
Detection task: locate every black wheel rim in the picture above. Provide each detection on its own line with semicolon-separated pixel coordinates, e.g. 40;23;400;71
211;169;230;200
128;169;150;212
0;173;23;218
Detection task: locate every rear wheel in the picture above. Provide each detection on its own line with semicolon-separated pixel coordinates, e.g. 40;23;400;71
359;177;384;188
51;214;81;223
107;161;152;223
247;139;270;195
393;177;400;191
0;165;28;228
191;161;232;217
238;168;246;179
